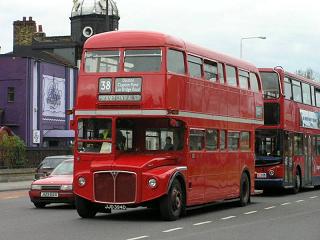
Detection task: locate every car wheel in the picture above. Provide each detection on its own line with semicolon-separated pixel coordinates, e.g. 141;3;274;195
33;202;46;208
75;195;97;218
159;179;185;221
239;173;250;207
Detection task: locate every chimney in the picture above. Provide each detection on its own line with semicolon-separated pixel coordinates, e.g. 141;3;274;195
13;16;37;51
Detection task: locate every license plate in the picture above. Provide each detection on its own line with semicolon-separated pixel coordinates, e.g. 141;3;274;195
105;204;127;210
40;192;59;198
257;173;267;178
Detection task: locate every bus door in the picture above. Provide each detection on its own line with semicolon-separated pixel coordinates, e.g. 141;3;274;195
187;129;206;204
283;132;294;185
304;135;312;185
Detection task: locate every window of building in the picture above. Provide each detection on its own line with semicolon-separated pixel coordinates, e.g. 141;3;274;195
315;88;320;107
7;87;15;102
205;129;218;151
292;80;302;103
187;55;202;78
311;85;315;106
189;129;205;151
218;63;225;83
240;132;250;150
226;65;237;87
249;73;260;92
284;77;292;100
85;50;120;73
220;130;226;150
302;82;311;105
124;49;162;72
293;134;303;155
239;70;249;89
228;132;240;150
167;49;185;74
204;60;218;82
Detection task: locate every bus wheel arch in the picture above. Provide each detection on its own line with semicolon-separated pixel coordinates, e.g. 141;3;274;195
160;172;186;221
239;170;251;206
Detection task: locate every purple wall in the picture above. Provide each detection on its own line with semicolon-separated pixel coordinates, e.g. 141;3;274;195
0;56;77;147
0;57;28;142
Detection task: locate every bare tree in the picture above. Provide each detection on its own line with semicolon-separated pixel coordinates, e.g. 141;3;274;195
296;68;320;82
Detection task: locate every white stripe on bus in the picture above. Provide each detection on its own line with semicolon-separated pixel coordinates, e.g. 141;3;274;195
75;110;264;125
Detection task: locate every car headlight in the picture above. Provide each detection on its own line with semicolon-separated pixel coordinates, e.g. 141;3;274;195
148;178;157;188
31;184;42;190
60;185;73;191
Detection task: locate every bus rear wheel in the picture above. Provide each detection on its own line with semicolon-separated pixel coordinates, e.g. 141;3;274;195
159;179;184;221
75;195;97;218
239;173;250;206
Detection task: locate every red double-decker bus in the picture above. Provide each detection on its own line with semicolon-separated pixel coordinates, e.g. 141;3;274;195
255;67;320;193
72;30;264;220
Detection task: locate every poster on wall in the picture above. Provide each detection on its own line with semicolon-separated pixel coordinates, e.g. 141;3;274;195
42;75;65;119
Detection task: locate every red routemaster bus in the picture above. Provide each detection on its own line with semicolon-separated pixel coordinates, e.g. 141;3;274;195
72;30;264;220
255;67;320;193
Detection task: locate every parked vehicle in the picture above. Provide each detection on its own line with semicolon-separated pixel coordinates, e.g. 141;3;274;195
34;155;73;180
29;159;74;208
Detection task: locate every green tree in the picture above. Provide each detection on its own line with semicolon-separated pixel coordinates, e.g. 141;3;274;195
0;135;26;168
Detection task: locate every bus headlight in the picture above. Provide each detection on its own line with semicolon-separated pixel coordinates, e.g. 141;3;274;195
148;178;157;188
78;177;86;187
61;185;73;191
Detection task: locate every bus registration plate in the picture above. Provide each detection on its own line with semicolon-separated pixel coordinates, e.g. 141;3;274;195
257;173;267;178
40;192;59;197
105;204;127;210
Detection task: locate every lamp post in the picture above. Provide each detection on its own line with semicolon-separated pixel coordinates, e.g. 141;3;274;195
240;36;266;58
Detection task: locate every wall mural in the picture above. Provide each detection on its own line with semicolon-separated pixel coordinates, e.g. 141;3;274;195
42;75;65;119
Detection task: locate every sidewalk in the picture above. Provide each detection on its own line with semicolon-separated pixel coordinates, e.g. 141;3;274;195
0;180;32;192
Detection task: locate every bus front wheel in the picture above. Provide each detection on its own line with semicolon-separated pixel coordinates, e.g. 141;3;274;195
239;173;250;207
159;179;185;221
75;195;97;218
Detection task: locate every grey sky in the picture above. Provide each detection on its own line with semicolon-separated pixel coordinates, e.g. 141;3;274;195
1;0;319;73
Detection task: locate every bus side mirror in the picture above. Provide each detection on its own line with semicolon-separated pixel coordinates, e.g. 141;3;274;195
69;120;75;130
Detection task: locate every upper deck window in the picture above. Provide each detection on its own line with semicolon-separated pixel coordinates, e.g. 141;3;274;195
187;55;202;78
204;60;218;82
302;82;311;105
226;65;237;87
239;70;249;89
124;49;162;72
284;77;292;100
260;71;280;99
249;72;260;92
218;63;225;83
292;80;302;103
85;51;120;73
167;49;185;74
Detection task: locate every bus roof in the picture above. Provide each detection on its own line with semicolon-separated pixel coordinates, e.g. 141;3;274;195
84;30;258;72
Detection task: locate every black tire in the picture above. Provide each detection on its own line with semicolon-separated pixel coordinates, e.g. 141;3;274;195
291;168;301;194
159;179;185;221
75;196;97;218
239;173;250;207
33;202;46;208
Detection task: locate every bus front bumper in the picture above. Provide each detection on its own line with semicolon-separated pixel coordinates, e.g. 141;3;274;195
255;178;284;189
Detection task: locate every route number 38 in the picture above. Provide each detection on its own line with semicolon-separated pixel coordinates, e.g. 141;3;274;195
99;78;112;93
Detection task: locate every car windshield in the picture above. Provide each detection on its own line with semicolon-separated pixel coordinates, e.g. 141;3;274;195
51;160;74;175
41;158;65;169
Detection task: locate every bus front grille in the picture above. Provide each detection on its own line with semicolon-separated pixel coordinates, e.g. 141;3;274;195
94;171;136;204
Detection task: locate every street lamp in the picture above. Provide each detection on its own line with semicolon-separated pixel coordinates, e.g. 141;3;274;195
240;36;266;58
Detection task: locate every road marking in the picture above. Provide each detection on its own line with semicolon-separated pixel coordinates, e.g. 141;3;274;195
309;196;318;199
193;221;212;226
243;210;257;215
295;200;304;203
3;196;19;200
264;206;276;210
162;227;183;233
221;216;236;220
281;202;291;206
126;236;149;240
